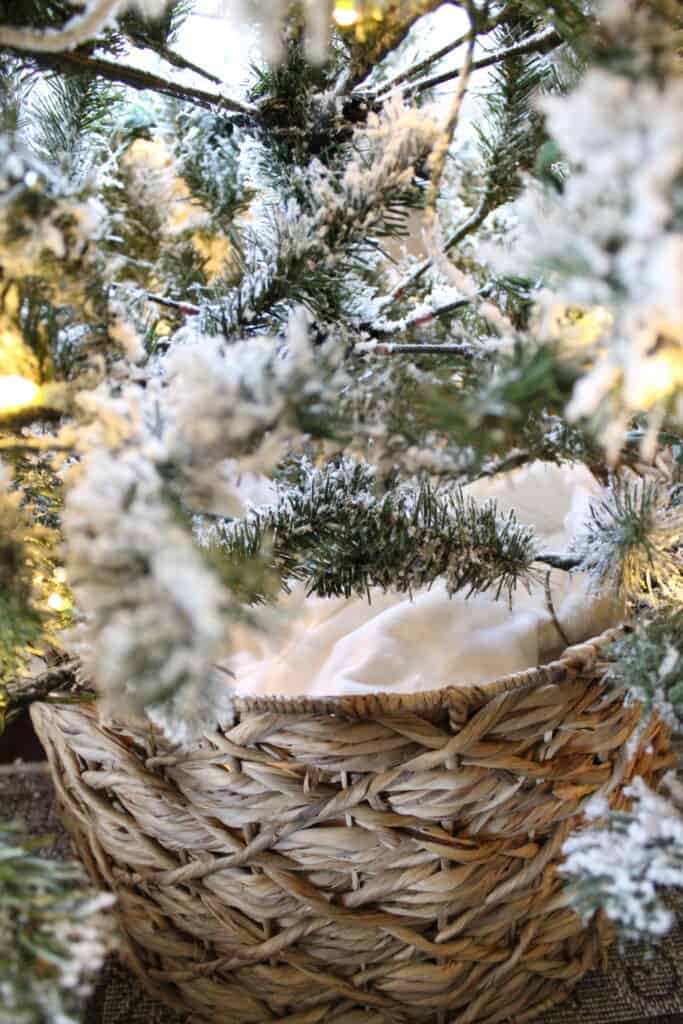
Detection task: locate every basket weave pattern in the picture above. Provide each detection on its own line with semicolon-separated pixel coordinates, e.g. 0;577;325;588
32;627;671;1024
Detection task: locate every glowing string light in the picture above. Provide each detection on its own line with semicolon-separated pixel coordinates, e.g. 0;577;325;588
550;304;613;352
333;0;360;27
626;348;683;409
0;375;39;412
47;592;71;613
0;319;41;413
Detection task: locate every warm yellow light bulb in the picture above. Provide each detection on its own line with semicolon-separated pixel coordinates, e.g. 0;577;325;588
333;0;359;27
550;304;613;351
0;375;39;412
627;348;683;409
47;592;71;613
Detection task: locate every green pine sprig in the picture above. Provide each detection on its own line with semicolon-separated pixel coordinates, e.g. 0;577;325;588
0;821;116;1024
207;458;539;602
609;608;683;734
575;480;683;604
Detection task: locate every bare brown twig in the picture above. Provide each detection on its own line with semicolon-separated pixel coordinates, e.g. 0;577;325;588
363;287;490;337
372;341;478;357
147;293;201;317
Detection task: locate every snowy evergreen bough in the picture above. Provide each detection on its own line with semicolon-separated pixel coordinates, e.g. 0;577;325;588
562;775;683;941
0;0;682;1013
0;822;116;1024
211;456;540;600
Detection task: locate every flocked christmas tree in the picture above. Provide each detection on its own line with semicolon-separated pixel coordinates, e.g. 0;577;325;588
0;0;682;1019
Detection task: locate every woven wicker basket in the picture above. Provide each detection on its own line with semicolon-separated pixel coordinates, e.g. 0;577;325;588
32;625;672;1024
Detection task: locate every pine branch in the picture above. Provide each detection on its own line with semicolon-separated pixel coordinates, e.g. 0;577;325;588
0;0;122;53
373;26;473;96
574;480;683;604
29;71;120;180
0;58;30;136
373;341;586;469
471;21;554;209
371;6;512;98
118;0;192;52
3;658;83;710
405;26;562;98
563;776;683;940
348;0;449;89
18;48;259;119
171;106;253;240
246;32;347;166
207;459;540;603
535;552;581;572
0;821;116;1024
158;286;481;339
375;21;557;316
372;341;478;356
477;449;533;478
126;36;222;86
362;289;489;337
373;198;491;316
146;292;200;317
608;609;683;734
203;97;437;334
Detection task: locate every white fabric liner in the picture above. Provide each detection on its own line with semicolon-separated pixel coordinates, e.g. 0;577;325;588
229;462;622;699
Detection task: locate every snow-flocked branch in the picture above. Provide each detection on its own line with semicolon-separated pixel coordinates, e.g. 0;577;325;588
361;288;490;344
573;480;683;604
146;292;200;317
373;198;490;317
203;94;440;334
0;0;123;53
608;610;683;735
60;319;344;733
371;341;478;356
563;776;683;940
3;660;84;713
405;27;562;98
25;48;259;119
205;457;540;603
370;5;511;99
123;33;222;86
0;821;116;1024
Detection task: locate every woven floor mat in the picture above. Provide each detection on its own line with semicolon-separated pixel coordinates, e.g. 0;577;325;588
3;764;683;1024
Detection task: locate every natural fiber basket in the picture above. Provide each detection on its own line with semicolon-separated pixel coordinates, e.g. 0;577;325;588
32;625;672;1024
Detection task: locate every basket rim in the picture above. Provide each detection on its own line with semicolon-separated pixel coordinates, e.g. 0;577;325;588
34;624;627;730
229;623;627;719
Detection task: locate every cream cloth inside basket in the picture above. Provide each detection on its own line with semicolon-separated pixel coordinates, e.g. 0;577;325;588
229;462;621;698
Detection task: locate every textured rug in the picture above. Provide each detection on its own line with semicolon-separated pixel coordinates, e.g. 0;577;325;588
3;763;683;1024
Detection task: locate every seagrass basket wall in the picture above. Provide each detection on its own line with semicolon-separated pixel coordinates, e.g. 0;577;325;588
31;625;672;1024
